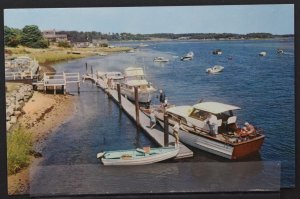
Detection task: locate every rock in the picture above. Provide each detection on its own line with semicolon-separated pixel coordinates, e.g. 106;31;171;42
10;116;17;124
6;122;11;131
14;111;22;117
6;106;14;117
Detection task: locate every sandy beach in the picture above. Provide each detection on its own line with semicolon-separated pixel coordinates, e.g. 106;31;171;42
8;91;76;195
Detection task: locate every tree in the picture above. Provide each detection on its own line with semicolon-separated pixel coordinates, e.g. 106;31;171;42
4;26;21;47
20;25;48;48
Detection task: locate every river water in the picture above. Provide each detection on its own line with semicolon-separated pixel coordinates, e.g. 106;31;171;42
31;39;294;195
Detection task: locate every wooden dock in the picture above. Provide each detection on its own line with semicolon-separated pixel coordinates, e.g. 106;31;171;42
82;74;193;159
33;72;81;94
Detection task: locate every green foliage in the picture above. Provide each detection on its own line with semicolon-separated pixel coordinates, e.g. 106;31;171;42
4;26;22;47
20;25;48;48
7;127;33;175
100;43;108;47
57;41;72;48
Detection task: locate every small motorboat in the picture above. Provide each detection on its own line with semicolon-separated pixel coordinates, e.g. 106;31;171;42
277;49;284;54
206;65;224;74
97;146;179;166
153;57;169;62
212;49;222;55
259;52;267;56
181;51;194;61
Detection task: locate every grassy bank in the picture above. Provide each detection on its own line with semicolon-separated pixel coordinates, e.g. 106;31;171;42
6;45;132;65
7;127;33;175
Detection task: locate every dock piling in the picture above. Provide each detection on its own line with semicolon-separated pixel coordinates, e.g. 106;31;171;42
134;86;140;127
117;83;122;108
164;113;169;146
77;82;80;94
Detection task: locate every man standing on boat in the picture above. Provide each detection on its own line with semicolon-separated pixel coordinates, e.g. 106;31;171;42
206;113;218;137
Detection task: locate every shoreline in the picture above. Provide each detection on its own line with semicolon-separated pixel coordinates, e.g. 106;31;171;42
8;89;76;195
7;50;86;194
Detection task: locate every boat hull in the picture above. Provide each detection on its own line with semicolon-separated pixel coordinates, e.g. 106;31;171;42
100;147;179;166
157;120;264;160
121;88;155;103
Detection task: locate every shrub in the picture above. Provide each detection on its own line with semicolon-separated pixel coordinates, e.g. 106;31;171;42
57;41;71;48
7;127;33;175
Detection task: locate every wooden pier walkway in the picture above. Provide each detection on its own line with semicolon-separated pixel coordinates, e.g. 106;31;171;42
82;74;193;159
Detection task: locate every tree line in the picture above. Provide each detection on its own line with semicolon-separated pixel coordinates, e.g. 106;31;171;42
4;25;293;48
58;31;278;42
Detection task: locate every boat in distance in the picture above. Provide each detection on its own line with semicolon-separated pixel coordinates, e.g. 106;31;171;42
180;51;194;61
153;57;169;62
97;146;179;165
212;49;222;55
120;67;156;103
259;51;267;56
206;65;224;74
154;101;265;160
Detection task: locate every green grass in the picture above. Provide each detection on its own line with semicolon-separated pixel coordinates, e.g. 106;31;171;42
7;127;33;175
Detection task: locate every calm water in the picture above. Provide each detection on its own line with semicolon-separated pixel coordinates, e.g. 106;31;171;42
37;39;294;189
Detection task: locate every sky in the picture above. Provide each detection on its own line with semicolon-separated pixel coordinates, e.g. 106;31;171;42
4;4;294;35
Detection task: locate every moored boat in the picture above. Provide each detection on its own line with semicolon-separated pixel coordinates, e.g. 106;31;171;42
97;71;124;89
97;146;179;165
206;65;224;74
212;49;222;55
277;49;284;54
259;51;267;56
153;57;169;62
154;101;265;160
180;51;194;61
120;67;156;103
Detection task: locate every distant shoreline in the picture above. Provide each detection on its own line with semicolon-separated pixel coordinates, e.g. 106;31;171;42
113;37;294;43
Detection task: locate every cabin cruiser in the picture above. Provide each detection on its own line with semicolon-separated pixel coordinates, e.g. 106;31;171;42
120;67;156;103
153;57;169;62
154;101;265;160
180;51;194;61
96;71;124;89
206;65;224;74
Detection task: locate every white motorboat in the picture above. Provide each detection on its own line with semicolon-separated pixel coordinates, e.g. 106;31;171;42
259;52;267;56
97;71;124;89
97;146;179;166
212;49;222;55
277;49;284;54
154;101;265;160
206;65;224;74
153;57;169;62
120;67;156;103
180;51;194;61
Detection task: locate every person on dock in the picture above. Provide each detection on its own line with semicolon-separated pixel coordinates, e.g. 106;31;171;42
149;110;157;129
206;113;218;137
159;89;166;105
172;120;181;147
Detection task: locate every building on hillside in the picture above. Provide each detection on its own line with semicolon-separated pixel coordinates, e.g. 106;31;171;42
43;29;68;43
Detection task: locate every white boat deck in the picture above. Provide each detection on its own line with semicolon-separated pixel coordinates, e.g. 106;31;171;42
83;73;193;159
